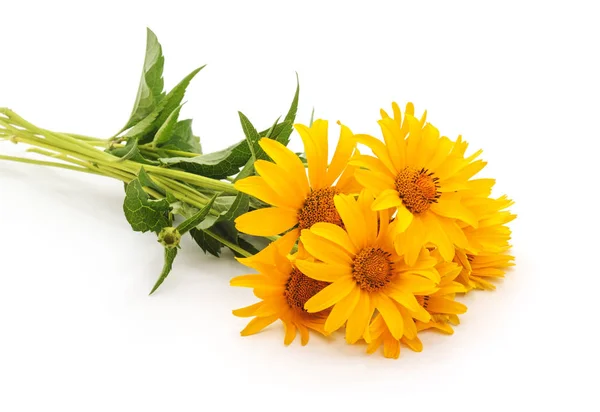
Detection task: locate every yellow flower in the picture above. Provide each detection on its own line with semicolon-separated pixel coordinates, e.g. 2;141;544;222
366;259;467;359
230;231;330;345
234;120;359;238
455;195;516;290
295;191;438;344
352;102;492;265
414;260;468;334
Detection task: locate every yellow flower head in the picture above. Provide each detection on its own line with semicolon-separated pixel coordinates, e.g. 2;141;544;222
295;190;439;344
367;258;467;359
455;195;516;290
230;231;330;345
352;102;495;265
234;120;359;238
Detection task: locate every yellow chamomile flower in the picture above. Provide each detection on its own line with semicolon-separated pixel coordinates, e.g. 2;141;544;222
455;195;516;290
367;258;467;359
234;120;359;238
230;231;330;345
295;191;439;344
352;102;494;265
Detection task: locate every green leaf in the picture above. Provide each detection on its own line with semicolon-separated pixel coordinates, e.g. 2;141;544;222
137;167;163;193
153;103;184;146
158;142;247;179
309;107;315;127
107;139;158;165
123;66;205;142
159;119;202;154
177;194;217;234
188;193;250;257
238;111;262;161
217;192;249;223
275;74;300;147
149;247;178;295
123;179;170;233
120;28;166;133
189;228;221;257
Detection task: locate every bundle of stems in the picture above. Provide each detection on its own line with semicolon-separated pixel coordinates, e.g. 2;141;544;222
0;107;251;257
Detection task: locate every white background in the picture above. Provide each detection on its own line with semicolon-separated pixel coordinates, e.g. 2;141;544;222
1;1;598;410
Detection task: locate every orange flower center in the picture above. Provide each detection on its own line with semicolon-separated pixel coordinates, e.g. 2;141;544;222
352;247;393;292
297;187;343;230
394;166;441;214
416;295;430;309
284;268;329;311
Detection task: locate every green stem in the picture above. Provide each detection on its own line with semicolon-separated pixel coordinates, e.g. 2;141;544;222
0;154;102;175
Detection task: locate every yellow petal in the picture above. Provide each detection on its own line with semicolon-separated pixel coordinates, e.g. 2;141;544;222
393;204;414;233
295;259;350;283
334;194;368;250
297;323;310;346
234;176;296;209
325;122;356;186
235;207;298;236
310;222;357;254
283;321;297;345
295;121;328;189
402;335;423;352
427;296;467;314
232;302;264;318
378;116;406;171
354;169;395;195
254;160;306;209
421;212;455;262
324;286;361;333
395;274;439;294
371;189;403;211
354;133;397;175
345;291;373;344
383;337;401;359
258;138;310;195
375;294;404;340
240;315;279;336
230;274;268;288
304;276;355;313
300;230;353;265
388;288;421;312
350;154;395;178
431;194;478;228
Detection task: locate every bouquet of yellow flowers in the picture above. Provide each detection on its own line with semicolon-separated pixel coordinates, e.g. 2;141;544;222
0;29;514;359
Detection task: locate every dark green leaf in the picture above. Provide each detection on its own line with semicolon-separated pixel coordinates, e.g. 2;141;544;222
190;228;222;257
275;74;300;147
120;28;166;133
177;194;217;234
123;179;170;233
153;103;184;146
149;247;178;295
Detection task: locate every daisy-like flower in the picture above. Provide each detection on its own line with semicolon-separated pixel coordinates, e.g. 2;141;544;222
455;195;516;290
366;259;467;358
234;120;359;238
230;231;330;345
295;191;438;344
414;260;468;334
352;102;492;264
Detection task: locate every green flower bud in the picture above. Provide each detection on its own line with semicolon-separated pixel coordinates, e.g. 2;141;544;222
158;227;181;249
